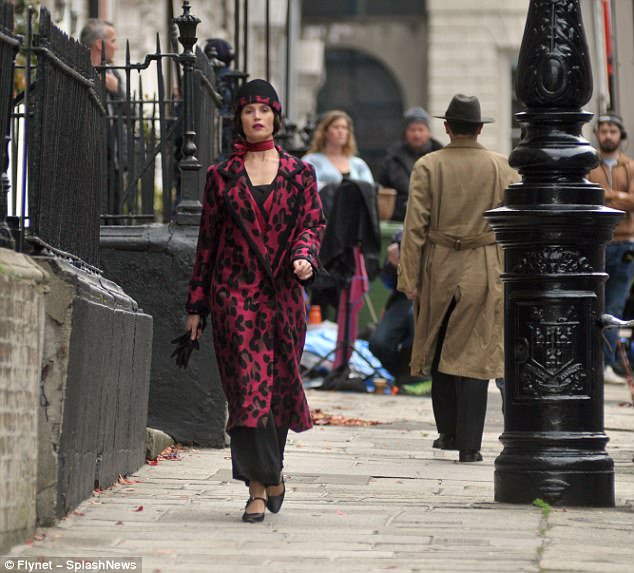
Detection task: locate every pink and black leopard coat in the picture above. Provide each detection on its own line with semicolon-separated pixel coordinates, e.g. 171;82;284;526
186;146;325;433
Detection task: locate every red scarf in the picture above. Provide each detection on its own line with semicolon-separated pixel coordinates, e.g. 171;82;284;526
232;138;276;154
246;139;275;152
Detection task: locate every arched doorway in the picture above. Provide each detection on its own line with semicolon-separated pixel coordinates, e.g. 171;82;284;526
317;49;404;175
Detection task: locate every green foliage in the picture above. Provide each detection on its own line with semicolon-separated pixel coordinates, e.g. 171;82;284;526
532;497;552;519
13;0;41;36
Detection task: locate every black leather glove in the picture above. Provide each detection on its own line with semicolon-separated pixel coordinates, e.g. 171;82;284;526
170;316;206;369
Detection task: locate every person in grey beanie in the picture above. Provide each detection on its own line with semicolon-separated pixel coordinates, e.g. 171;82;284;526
376;106;443;221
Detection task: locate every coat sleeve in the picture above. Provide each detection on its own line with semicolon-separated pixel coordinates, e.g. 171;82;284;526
392;175;409;222
291;164;326;272
605;161;634;210
186;167;220;317
355;157;375;184
376;154;390;188
397;160;431;294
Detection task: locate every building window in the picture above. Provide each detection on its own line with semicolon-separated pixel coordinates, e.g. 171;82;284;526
302;0;425;20
89;0;99;18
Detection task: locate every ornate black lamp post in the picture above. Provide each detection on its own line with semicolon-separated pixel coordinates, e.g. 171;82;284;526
174;1;202;225
484;0;620;506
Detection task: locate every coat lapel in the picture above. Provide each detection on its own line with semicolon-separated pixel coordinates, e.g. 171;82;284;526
216;147;307;282
268;148;305;275
218;153;275;282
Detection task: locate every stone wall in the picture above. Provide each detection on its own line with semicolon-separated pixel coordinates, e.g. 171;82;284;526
0;248;47;553
100;223;226;448
35;256;153;524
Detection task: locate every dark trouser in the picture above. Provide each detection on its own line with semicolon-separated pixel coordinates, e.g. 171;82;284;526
229;416;288;487
368;295;414;378
431;300;489;452
603;241;634;366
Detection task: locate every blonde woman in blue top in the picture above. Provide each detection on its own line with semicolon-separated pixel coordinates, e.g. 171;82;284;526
303;110;374;190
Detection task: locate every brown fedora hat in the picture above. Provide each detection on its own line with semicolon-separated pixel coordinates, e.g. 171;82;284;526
434;93;494;124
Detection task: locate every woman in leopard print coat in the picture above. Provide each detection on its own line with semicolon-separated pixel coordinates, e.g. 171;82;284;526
185;80;325;522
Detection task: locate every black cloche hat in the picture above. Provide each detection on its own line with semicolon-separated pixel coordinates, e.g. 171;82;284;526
233;79;282;116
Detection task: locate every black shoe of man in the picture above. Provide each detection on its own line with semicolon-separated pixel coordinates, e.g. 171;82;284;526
432;434;457;450
459;450;483;463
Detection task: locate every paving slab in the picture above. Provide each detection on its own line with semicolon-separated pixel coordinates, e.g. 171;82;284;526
2;384;633;573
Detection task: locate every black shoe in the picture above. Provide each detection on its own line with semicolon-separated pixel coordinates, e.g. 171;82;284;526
432;434;457;450
242;496;266;523
459;450;483;463
266;478;285;514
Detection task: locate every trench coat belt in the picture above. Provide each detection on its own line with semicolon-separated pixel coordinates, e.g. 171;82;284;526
427;229;497;251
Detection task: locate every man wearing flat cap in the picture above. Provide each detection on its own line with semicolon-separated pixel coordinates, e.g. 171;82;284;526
397;94;519;462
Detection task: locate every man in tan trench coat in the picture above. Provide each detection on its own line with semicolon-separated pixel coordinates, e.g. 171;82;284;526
397;94;519;462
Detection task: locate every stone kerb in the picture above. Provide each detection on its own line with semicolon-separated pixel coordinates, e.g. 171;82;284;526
0;248;48;553
33;256;153;525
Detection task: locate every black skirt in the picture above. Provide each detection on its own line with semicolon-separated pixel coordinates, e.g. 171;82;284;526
229;416;289;486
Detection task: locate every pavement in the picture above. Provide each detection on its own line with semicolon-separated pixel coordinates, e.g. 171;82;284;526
3;383;633;573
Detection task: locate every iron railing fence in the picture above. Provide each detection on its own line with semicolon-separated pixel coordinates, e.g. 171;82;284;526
26;6;106;266
191;45;222;204
99;37;181;224
99;42;222;225
0;0;19;248
2;0;224;267
4;4;106;267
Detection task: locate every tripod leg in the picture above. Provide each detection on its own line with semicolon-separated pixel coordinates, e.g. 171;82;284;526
333;285;350;369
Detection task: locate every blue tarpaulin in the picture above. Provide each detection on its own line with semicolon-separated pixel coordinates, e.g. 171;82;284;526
302;324;393;382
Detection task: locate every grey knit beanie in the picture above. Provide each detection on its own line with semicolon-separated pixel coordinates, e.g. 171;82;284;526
403;106;430;128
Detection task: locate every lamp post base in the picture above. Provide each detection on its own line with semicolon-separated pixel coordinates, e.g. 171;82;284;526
494;432;615;506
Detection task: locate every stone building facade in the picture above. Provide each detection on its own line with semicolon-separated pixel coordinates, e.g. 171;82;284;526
300;0;633;160
43;1;633;160
426;0;527;154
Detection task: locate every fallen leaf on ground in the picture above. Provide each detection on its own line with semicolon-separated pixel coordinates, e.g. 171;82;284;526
115;521;124;525
145;444;186;464
155;445;183;462
311;408;382;426
72;511;85;516
118;475;139;485
132;505;144;512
